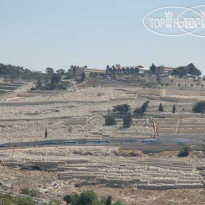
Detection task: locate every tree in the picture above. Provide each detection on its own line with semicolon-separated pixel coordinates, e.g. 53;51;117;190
141;101;149;112
106;65;110;73
134;101;149;117
63;191;124;205
134;67;139;74
0;63;49;80
56;69;65;75
134;108;143;117
45;128;48;139
150;64;156;73
113;202;123;205
51;74;61;84
81;72;86;82
172;104;176;113
70;193;80;205
49;74;61;89
77;191;97;205
172;63;201;77
178;146;190;157
113;104;130;114
193;101;205;113
106;196;112;205
63;195;72;205
123;112;132;128
158;103;163;112
188;63;201;76
104;114;116;126
46;67;54;76
36;79;42;89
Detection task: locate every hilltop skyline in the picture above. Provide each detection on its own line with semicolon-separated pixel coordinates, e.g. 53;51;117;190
0;0;205;73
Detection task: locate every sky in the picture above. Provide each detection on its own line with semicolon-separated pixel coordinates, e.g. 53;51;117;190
0;0;205;73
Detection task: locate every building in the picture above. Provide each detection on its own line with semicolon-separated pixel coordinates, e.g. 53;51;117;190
69;66;85;76
84;68;106;76
109;64;149;74
69;66;105;77
156;66;174;75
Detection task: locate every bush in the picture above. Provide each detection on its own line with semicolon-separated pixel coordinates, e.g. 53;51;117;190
106;196;112;205
20;188;39;197
49;200;61;205
113;202;123;205
81;72;86;82
134;101;149;117
193;101;205;113
0;194;35;205
57;82;68;90
141;101;149;111
177;146;190;157
113;104;130;114
63;191;123;205
172;104;176;113
171;63;201;77
123;113;132;128
104;114;116;126
134;108;144;117
77;191;97;205
64;195;72;205
0;198;13;205
158;103;163;112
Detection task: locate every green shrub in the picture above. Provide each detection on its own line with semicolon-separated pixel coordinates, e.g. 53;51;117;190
20;188;39;197
158;103;163;112
106;196;112;205
134;101;149;117
193;101;205;113
0;194;36;205
113;202;123;205
177;146;190;157
123;113;132;128
49;200;61;205
0;198;13;205
81;72;86;82
113;104;130;114
171;63;201;77
64;195;72;205
172;104;176;113
63;191;124;205
104;114;116;126
77;191;97;205
134;108;144;117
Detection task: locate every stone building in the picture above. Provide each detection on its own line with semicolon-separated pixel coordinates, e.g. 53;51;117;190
156;66;174;75
109;64;149;74
69;66;85;76
69;66;105;76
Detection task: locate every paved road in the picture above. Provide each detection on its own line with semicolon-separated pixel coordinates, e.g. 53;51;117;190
1;136;204;153
0;138;141;149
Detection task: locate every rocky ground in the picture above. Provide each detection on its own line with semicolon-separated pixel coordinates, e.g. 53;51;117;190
0;82;199;144
0;146;205;204
0;80;205;204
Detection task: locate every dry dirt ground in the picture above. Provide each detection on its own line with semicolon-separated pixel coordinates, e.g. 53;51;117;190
0;146;205;204
0;82;201;144
1;82;205;204
2;161;205;205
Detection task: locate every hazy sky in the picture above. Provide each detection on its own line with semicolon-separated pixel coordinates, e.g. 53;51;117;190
0;0;205;73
